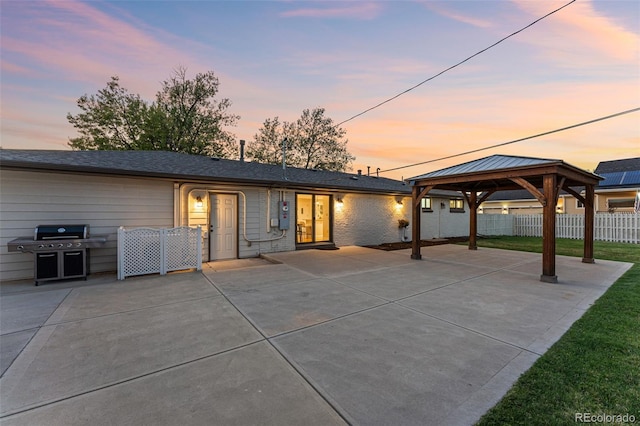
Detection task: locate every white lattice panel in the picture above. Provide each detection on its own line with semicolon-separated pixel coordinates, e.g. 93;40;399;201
165;227;202;272
118;226;202;280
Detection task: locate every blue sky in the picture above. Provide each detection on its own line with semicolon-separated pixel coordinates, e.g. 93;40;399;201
1;0;638;179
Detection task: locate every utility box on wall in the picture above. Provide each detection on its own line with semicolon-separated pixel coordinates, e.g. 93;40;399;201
278;201;290;230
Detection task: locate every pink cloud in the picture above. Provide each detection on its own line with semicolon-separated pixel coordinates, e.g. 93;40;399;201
421;2;493;28
513;0;639;64
1;0;211;95
281;2;382;20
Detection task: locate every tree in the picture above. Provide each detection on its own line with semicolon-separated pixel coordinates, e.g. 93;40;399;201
67;67;239;157
247;107;354;172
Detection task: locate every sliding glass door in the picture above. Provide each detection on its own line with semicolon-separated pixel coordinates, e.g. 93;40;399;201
296;194;331;244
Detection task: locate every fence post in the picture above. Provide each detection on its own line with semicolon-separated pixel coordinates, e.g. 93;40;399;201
117;227;124;280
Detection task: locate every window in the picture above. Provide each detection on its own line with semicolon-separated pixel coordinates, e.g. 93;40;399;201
576;199;584;209
421;197;432;212
449;199;465;212
608;198;634;209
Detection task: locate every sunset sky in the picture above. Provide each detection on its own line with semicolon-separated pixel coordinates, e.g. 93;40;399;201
1;0;638;180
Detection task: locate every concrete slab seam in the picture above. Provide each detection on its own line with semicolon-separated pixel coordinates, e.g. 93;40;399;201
200;270;352;425
42;292;226;327
0;338;266;419
395;301;536;354
0;328;39;380
0;288;73;379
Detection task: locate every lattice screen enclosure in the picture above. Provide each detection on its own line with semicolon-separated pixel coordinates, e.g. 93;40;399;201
118;226;202;280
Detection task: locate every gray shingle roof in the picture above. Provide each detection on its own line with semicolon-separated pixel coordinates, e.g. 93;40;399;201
1;149;455;196
408;154;560;181
595;157;640;174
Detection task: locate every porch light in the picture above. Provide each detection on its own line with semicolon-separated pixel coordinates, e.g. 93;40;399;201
195;196;203;209
335;196;344;210
502;206;508;214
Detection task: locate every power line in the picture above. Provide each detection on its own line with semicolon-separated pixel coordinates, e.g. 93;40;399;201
378;107;640;174
335;0;576;128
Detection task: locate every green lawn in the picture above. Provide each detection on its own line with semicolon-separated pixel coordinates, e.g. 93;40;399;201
473;237;640;426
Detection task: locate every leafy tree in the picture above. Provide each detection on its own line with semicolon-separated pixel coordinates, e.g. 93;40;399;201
247;107;354;172
67;67;239;157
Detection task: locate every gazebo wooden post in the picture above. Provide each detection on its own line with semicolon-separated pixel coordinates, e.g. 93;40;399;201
468;191;478;250
411;185;422;260
582;184;595;264
541;174;558;283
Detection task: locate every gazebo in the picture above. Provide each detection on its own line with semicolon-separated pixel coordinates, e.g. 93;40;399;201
408;155;603;283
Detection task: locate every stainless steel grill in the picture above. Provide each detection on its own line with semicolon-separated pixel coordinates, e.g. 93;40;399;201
8;225;107;285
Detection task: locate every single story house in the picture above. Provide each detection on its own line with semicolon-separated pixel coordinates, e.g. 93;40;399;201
479;157;640;214
0;149;469;282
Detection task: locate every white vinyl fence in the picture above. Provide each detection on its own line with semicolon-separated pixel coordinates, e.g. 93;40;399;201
118;226;202;280
478;213;639;244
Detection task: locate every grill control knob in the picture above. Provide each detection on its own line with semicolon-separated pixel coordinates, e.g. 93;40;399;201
76;242;82;247
17;245;24;250
58;243;64;248
38;244;45;249
67;243;73;248
48;244;54;248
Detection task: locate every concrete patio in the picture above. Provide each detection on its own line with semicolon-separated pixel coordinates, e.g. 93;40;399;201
0;245;632;425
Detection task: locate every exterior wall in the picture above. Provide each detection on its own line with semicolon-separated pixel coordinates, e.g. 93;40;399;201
178;183;296;260
333;193;469;246
419;197;470;239
333;193;412;246
480;200;544;215
1;169;174;281
595;190;638;213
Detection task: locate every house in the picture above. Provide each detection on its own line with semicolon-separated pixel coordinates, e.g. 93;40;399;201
479;157;640;214
0;149;469;281
565;157;640;214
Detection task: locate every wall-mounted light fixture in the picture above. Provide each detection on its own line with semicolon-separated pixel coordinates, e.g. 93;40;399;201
335;195;344;210
195;196;203;209
502;206;509;215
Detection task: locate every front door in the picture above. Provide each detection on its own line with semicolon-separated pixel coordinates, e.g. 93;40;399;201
209;193;237;260
296;194;331;244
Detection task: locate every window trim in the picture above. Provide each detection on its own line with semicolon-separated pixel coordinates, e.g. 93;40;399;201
421;197;433;212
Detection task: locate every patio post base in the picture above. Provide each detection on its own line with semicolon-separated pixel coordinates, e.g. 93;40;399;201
411;254;422;260
540;274;558;283
582;257;595;264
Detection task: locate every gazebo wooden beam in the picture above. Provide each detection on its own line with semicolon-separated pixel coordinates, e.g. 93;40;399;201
583;184;595;264
541;174;558;283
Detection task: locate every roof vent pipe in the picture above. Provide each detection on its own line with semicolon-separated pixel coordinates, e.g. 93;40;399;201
239;139;245;162
367;166;370;176
282;138;288;180
357;169;362;176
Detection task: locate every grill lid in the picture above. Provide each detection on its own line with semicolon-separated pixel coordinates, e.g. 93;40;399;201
35;224;88;240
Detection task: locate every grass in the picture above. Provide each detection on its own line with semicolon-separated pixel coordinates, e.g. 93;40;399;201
472;237;640;425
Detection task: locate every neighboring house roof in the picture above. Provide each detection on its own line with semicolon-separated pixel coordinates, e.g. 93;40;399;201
595;157;640;174
594;157;640;189
0;149;463;197
409;154;561;180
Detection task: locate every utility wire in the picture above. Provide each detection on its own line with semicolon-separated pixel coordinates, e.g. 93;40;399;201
378;107;640;174
335;0;576;128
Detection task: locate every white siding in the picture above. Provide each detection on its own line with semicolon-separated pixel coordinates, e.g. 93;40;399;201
333;193;469;246
419;198;470;239
179;184;296;261
1;170;174;281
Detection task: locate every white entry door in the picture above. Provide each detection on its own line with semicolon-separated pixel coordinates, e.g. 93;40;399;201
209;194;237;260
